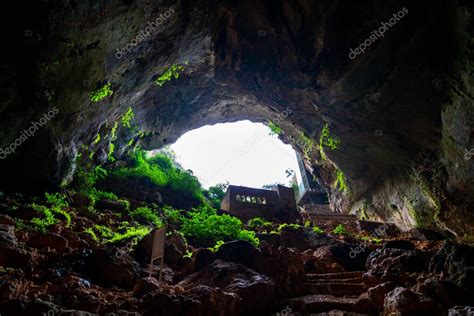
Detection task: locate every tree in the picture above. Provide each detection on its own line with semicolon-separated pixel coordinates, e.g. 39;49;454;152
204;182;229;209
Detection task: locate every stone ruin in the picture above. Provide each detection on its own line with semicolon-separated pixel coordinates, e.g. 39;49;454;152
220;184;299;223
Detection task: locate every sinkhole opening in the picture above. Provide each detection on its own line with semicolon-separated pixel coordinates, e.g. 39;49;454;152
148;120;303;192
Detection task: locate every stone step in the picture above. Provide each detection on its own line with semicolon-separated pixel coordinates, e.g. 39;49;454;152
304;282;367;296
306;271;365;280
289;294;369;314
306;277;364;284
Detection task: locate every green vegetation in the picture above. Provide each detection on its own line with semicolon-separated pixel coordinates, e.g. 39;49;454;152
361;236;382;244
278;223;301;231
208;240;225;252
312;226;325;234
87;188;118;203
90;82;113;102
115;150;204;202
319;123;341;160
304;220;311;227
75;165;119;205
30;205;58;233
179;207;259;247
319;123;341;150
155;64;185;87
298;131;314;159
181;207;240;245
334;168;349;194
184;250;193;258
85;223;151;244
162;206;185;228
237;230;260;247
247;217;273;230
93;133;101;145
203;182;228;209
267;120;282;136
29;193;71;232
130;206;163;228
108;122;118;162
332;224;348;235
106;225;151;243
121;107;135;128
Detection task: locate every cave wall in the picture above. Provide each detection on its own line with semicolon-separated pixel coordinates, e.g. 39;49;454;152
0;0;472;235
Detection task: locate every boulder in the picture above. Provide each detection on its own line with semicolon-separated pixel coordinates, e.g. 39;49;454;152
216;240;260;267
0;224;31;268
313;243;372;272
164;243;184;266
85;249;140;289
71;193;92;207
384;287;445;316
428;241;474;298
367;282;396;311
26;232;69;251
195;248;216;271
141;285;241;316
179;260;275;314
417;276;469;307
133;277;161;297
253;245;306;292
366;248;433;284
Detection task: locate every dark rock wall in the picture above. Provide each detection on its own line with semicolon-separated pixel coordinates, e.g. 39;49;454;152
0;0;472;234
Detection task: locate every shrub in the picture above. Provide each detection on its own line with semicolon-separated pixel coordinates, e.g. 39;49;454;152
90;82;113;102
319;123;340;150
121;107;135;128
45;192;68;209
106;225;152;244
312;226;325;234
115;151;204;202
131;207;163;228
155;64;185;87
85;223;151;244
334;169;349;194
278;223;300;232
203;182;228;209
117;199;130;211
267;120;282;136
248;217;271;228
181;208;242;246
333;224;348;235
208;240;224;252
30;192;72;232
86;188;118;204
237;230;260;247
162;205;184;228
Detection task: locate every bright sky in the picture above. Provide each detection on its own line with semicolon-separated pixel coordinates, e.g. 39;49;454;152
168;120;301;189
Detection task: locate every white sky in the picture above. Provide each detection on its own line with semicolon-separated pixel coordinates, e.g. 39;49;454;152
168;120;301;189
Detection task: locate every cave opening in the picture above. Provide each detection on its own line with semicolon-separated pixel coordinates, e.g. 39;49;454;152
1;1;473;314
159;120;302;190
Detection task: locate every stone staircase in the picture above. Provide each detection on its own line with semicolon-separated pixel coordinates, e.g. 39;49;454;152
288;271;370;315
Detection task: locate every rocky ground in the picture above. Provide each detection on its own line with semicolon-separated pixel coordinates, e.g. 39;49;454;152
0;194;473;316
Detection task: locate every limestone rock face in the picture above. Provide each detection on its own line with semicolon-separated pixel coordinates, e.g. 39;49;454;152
0;0;473;235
